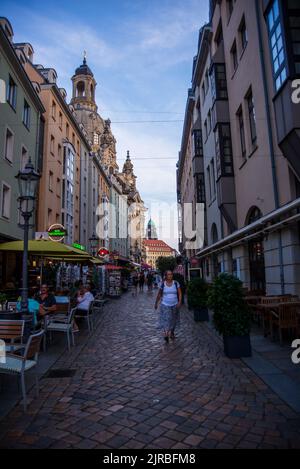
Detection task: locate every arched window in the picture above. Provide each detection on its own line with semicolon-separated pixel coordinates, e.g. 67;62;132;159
211;223;218;244
246;206;262;225
90;84;94;100
76;81;85;97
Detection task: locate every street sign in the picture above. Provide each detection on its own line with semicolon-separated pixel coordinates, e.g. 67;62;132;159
73;243;86;251
48;224;67;242
98;248;109;257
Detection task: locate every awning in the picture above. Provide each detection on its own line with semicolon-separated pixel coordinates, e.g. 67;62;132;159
196;197;300;258
0;240;92;258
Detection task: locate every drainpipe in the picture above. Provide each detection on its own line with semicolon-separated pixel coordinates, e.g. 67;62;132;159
255;0;285;294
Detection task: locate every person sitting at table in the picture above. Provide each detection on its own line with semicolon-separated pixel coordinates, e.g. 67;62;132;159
36;284;57;317
73;285;94;332
76;285;94;313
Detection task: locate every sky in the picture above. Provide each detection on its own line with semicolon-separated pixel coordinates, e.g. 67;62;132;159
1;0;209;249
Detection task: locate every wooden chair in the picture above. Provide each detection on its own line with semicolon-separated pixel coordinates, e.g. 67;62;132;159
0;330;44;411
270;303;298;346
0;320;25;353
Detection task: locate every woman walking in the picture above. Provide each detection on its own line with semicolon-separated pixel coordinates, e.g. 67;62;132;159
155;270;182;343
139;272;145;292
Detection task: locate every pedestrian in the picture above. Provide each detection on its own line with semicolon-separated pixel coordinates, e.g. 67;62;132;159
132;273;139;296
139;272;145;292
154;270;182;344
147;272;153;293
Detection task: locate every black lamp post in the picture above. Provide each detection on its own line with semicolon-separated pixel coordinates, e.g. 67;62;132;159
16;159;40;314
89;232;98;257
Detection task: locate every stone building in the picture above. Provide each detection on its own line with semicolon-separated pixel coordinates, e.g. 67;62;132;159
178;0;300;295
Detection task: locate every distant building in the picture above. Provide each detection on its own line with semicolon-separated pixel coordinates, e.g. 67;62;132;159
146;219;158;240
143;239;176;269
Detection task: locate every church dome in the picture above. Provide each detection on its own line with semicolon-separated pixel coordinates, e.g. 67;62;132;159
75;57;94;77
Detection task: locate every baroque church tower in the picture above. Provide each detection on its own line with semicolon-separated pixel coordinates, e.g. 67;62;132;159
70;53;118;174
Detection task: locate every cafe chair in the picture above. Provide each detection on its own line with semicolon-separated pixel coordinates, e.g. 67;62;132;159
0;330;44;412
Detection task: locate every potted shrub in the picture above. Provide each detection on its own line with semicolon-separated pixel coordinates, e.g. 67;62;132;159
208;273;252;358
187;278;209;322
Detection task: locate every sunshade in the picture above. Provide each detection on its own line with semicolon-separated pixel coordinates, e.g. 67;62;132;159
0;240;91;258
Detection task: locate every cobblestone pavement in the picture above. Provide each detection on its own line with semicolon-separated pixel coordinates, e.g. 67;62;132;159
1;291;300;449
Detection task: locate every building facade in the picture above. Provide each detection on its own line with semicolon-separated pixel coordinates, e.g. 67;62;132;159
0;19;45;286
117;151;147;264
178;0;300;295
143;239;176;269
0;19;45;243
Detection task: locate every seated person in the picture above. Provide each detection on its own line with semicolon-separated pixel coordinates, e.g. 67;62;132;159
76;285;94;314
36;284;57;317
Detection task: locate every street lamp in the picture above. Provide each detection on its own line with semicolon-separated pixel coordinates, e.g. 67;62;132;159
16;159;40;315
89;232;98;257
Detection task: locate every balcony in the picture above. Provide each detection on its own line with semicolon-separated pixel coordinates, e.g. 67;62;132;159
273;79;300;179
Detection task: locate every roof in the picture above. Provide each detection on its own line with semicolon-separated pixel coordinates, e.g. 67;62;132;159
143;240;174;251
75;57;94;77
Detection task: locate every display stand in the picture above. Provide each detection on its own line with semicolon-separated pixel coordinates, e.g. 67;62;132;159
106;267;122;297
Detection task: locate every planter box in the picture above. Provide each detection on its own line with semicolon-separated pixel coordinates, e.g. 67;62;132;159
223;334;252;359
193;307;209;322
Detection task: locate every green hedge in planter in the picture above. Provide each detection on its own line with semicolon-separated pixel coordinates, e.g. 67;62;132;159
207;273;251;337
187;278;208;309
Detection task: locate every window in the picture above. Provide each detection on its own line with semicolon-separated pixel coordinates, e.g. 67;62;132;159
231;40;238;72
239;16;248;52
246;90;257;144
267;0;288;91
205;70;209;94
227;0;234;21
93;132;99;145
210;160;216;197
48;209;52;226
49;171;53;191
207;165;212;200
72;133;75;146
4;128;14;163
51;101;56;120
7;75;17;109
59;111;63;129
57;178;61;197
58;144;62;162
208;111;212;135
215;22;223;47
201;82;205;102
288;1;300;75
237;107;246;158
215;124;234;179
66;123;69;139
21;146;28;169
204;120;208;141
1;183;11;219
210;63;228;102
22;100;31;129
50;135;55;155
193;129;203;157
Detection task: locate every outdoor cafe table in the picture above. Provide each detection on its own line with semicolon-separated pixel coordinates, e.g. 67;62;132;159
256;301;300;336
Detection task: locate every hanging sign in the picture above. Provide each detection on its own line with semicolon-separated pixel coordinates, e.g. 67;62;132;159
48;224;67;242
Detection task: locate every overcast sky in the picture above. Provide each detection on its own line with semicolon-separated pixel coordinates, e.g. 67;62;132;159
1;0;209;249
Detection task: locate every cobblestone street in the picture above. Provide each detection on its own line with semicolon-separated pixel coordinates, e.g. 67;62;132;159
1;291;300;449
